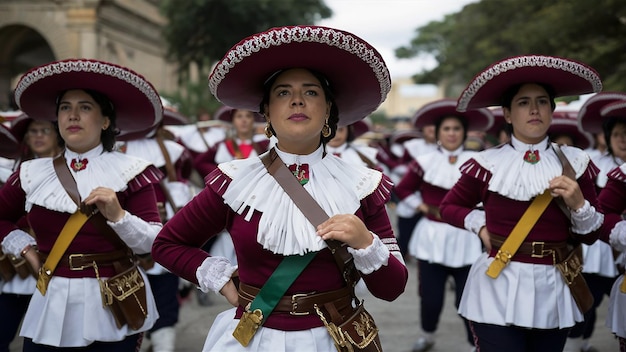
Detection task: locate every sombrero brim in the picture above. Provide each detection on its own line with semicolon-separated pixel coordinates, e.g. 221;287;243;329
14;59;162;134
548;118;593;150
390;130;422;145
0;124;19;159
9;112;31;141
214;106;265;123
163;109;189;126
457;55;602;112
413;98;494;131
600;100;626;121
209;26;391;126
578;92;626;134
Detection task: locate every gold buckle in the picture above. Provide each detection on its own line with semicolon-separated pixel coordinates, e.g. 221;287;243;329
494;249;512;265
531;242;556;264
68;254;92;270
290;293;310;316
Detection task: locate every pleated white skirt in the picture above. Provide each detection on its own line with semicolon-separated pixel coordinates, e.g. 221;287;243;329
607;274;626;338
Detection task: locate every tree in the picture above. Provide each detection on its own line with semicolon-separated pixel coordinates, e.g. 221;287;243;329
396;0;626;96
159;0;332;119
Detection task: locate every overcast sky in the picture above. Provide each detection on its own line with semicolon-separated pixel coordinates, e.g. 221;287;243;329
318;0;478;80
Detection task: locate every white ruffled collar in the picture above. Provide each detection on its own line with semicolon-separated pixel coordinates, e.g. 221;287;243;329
594;153;623;188
470;136;590;201
325;143;348;155
117;139;185;168
215;146;385;255
20;145;153;213
417;147;476;190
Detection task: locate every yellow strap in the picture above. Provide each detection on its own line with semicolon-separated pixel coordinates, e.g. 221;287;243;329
620;274;626;293
486;191;553;279
36;211;90;295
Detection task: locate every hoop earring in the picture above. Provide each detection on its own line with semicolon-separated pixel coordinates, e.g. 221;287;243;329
264;123;273;138
321;121;331;138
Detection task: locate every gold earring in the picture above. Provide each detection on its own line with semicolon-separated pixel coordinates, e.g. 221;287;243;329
321;120;331;138
264;122;273;138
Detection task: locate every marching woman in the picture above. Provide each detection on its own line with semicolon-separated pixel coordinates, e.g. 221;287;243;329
325;118;381;170
0;59;163;351
563;93;626;352
595;99;626;352
152;25;408;351
440;55;607;352
394;98;493;352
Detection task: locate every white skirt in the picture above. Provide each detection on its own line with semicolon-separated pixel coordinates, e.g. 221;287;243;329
1;274;36;295
408;217;482;267
606;274;626;338
20;270;159;347
459;253;583;329
582;241;619;277
202;308;336;351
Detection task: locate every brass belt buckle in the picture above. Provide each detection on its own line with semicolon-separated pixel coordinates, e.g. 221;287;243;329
531;242;556;264
494;249;512;265
68;254;91;270
290;293;310;316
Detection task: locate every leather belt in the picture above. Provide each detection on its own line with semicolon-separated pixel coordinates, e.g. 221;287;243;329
490;233;569;264
238;282;353;316
40;249;132;271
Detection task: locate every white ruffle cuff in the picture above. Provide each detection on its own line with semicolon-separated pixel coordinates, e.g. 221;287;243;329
609;220;626;252
464;209;486;235
196;256;237;293
106;211;162;254
1;229;36;257
347;233;389;275
570;200;603;234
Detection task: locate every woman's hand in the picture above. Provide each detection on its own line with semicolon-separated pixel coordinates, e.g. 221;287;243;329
478;226;492;252
317;214;373;250
83;187;125;222
220;279;239;307
548;175;585;211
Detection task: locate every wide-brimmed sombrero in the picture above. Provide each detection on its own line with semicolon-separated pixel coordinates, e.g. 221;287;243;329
600;100;626;122
214;105;265;124
14;59;162;134
457;55;603;112
0;124;19;159
390;129;421;146
413;98;494;131
8;111;30;141
208;25;391;126
163;107;190;126
350;117;372;140
577;92;626;134
548;111;593;149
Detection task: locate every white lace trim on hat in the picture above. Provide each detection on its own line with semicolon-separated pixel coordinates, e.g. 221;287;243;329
214;146;386;256
14;60;161;121
417;147;477;190
463;136;590;201
20;145;155;213
457;55;603;111
209;26;391;105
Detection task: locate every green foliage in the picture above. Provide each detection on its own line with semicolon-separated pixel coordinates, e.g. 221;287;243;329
396;0;626;95
160;80;221;120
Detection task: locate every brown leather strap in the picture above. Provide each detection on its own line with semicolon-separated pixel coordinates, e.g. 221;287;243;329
423;204;441;219
260;148;360;288
238;283;352;316
490;233;569;264
552;144;575;220
354;147;378;170
156;131;177;182
40;249;132;270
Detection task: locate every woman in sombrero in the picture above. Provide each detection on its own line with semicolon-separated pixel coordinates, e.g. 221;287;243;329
0;59;163;351
152;25;408;351
326;118;381;170
394;98;493;352
439;55;608;351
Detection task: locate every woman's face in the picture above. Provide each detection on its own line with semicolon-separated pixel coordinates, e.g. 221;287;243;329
57;89;110;154
503;83;553;144
421;124;436;143
437;116;464;151
232;109;255;138
610;122;626;161
264;68;331;154
25;120;59;158
328;126;348;148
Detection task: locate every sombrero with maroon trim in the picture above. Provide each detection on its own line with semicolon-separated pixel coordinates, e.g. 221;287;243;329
413;98;494;131
600;100;626;122
163;107;190;126
390;129;421;146
350;117;372;140
548;111;593;149
14;59;163;134
577;92;626;134
214;105;265;124
208;25;391;126
457;55;603;112
8;111;30;142
0;123;19;159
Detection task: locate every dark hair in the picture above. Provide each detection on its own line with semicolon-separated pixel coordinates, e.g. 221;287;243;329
259;68;340;144
602;117;626;156
56;89;119;151
435;115;468;143
500;83;557;111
